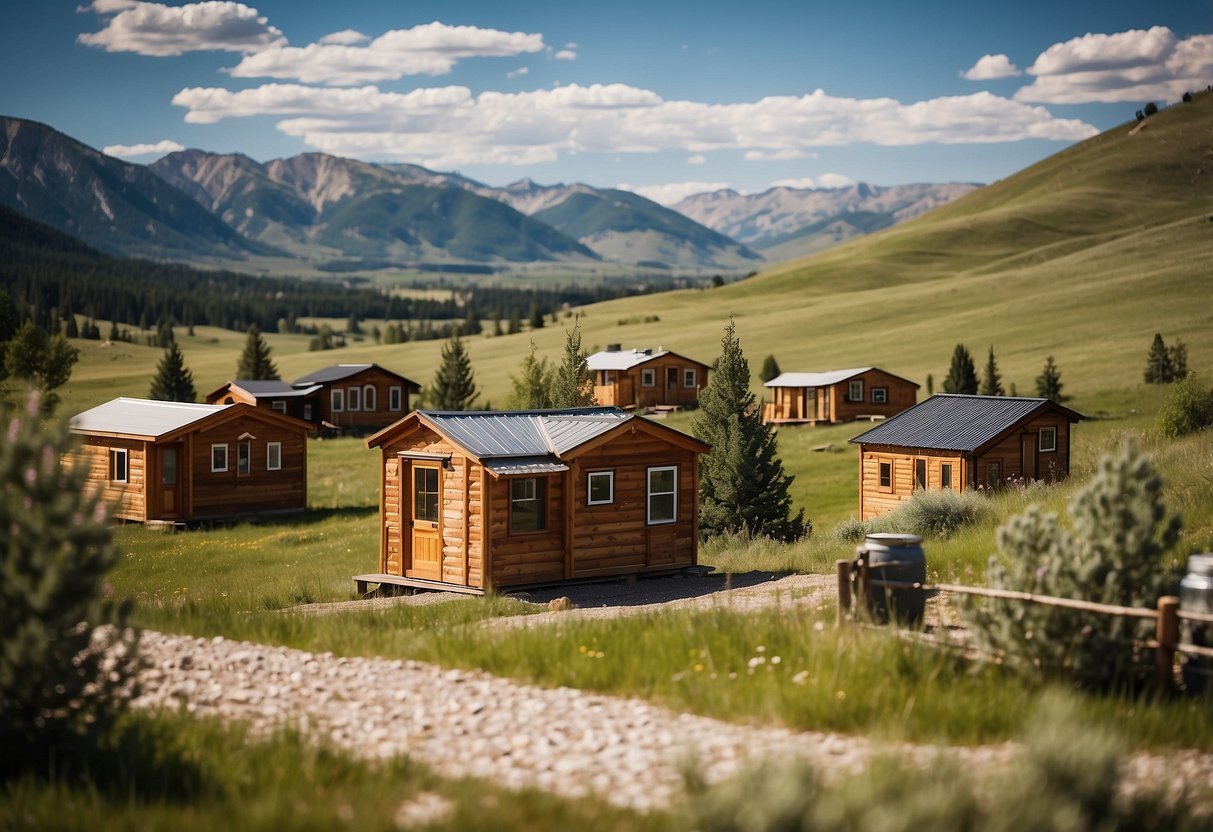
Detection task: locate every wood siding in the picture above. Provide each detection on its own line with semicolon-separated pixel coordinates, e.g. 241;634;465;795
313;367;413;431
188;413;307;519
594;356;707;410
72;437;148;522
764;369;918;425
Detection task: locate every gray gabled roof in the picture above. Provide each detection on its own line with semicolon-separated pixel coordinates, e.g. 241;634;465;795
419;407;630;459
849;394;1083;452
293;364;374;385
70;397;227;438
587;348;709;372
235;380;321;398
765;368;872;388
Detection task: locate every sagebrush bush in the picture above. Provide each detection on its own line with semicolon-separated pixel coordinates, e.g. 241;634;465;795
832;490;990;542
1156;372;1213;438
0;394;140;774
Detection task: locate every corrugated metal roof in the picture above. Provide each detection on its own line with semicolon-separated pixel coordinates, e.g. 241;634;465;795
765;368;872;388
420;407;630;459
587;348;666;371
293;364;374;385
70;397;226;438
234;380;320;398
850;394;1069;451
483;457;570;476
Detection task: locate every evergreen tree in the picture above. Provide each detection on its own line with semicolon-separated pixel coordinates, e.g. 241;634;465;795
508;310;522;335
148;341;197;402
64;311;79;339
462;307;482;336
693;318;807;542
107;320;120;342
490;310;503;337
4;321;79;408
528;302;545;330
942;344;978;394
550;320;596;408
1035;355;1067;403
759;354;782;384
430;331;478;410
1168;339;1188;380
1143;333;1173;383
979;345;1004;396
0;287;16;346
926;373;934;396
506;341;554;410
236;324;280;380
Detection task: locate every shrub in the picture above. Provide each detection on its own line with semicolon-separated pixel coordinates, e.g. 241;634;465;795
1156;373;1213;438
0;394;140;774
833;490;990;542
831;516;869;543
963;438;1180;691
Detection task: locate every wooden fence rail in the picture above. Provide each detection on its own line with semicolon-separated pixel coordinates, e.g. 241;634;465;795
834;558;1212;693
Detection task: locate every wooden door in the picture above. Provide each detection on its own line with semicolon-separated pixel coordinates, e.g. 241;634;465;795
1022;437;1037;479
159;443;183;518
407;463;442;581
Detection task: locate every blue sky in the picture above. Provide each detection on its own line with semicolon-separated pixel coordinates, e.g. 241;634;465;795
2;1;1210;203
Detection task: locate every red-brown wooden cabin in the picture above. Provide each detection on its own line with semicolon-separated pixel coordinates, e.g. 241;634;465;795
763;367;919;426
587;347;709;411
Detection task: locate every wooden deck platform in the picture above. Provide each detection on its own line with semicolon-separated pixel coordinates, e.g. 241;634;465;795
353;573;485;597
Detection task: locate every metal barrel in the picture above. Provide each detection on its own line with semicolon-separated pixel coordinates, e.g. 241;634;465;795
860;533;927;625
1180;553;1213;694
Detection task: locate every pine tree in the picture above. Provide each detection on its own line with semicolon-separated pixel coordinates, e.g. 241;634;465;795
550;320;596;408
148;341;197;402
759;354;782;384
979;345;1004;396
64;311;79;339
107;320;120;342
430;330;478;410
926;373;934;396
1143;333;1172;383
4;321;79;409
506;342;554;410
1168;339;1188;380
508;310;522;335
462;307;482;336
528;302;545;330
236;324;280;380
490;310;503;337
1035;355;1067;403
693;318;807;542
942;344;978;394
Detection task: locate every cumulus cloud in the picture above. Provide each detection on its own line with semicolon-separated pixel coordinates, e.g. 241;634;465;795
507;66;529;78
226;21;545;85
816;172;856;188
1015;27;1213;103
171;82;1098;169
103;139;186;158
78;0;285;56
317;29;368;46
744;148;816;161
687;154;706;164
769;176;815;189
961;54;1021;80
618;181;734;205
554;49;577;60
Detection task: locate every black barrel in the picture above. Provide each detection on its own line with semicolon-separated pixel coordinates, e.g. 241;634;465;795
860;533;927;625
1181;553;1213;694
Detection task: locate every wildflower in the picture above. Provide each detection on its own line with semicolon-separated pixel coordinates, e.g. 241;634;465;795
770;656;781;665
693;663;704;673
747;656;765;669
755;645;766;653
791;671;809;685
835;690;847;701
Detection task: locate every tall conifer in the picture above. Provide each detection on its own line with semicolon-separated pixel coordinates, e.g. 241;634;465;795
1144;333;1172;383
506;342;553;410
550;320;596;408
943;344;978;394
1035;355;1067;403
148;341;197;402
430;330;478;410
236;324;279;380
979;345;1004;396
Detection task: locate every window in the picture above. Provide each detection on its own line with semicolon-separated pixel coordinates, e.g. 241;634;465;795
348;386;361;412
641;368;656;387
941;463;953;490
603;370;615;385
211;443;228;473
871;387;888;404
914;459;927;491
303;403;314;421
878;461;892;490
331;388;345;413
413;467;439;523
271;400;287;414
986;461;1002;487
266;442;282;471
389;386;402;412
848;379;864;402
363;384;376;411
587;471;614;505
1038;427;1057;452
510;477;547;533
684;368;697;388
237;440;251;476
647;466;677;524
110;449;128;483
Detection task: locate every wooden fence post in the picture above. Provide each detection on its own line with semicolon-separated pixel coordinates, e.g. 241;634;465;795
836;559;851;626
1156;595;1180;693
857;549;870;622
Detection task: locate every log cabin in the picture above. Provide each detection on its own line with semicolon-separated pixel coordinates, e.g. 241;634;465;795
69;397;312;523
763;368;919;425
362;407;711;594
587;346;709;411
204;380;322;423
849;394;1085;520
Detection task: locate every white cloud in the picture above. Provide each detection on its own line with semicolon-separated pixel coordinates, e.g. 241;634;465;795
78;0;285;57
816;172;856;188
769;176;815;189
507;66;529;78
687;154;706;164
227;21;545;85
960;54;1021;80
317;29;368;46
554;49;577;60
103;139;186;158
617;181;733;205
744;148;815;161
1016;27;1213;103
171;82;1098;169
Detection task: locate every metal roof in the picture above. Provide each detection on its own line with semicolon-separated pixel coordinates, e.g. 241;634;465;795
70;397;227;438
293;364;374;385
233;380;321;398
849;394;1081;452
765;368;872;388
587;348;667;371
420;407;630;460
483;457;570;476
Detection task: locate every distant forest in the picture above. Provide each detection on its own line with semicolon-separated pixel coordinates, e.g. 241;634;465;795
0;205;690;340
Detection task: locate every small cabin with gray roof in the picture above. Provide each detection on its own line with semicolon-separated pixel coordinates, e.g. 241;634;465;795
849;394;1084;520
763;367;919;426
587;346;709;411
364;407;710;594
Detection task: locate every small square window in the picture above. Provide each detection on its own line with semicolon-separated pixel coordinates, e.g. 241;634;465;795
683;369;697;388
1038;427;1057;452
389;386;402;411
110;448;128;483
271;400;287;414
267;442;282;471
878;461;892;490
641;368;656;387
871;387;888;404
211;444;228;473
331;388;345;413
587;471;614;505
848;380;864;402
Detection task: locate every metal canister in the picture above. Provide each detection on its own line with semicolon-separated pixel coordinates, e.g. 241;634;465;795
859;533;927;625
1180;553;1213;694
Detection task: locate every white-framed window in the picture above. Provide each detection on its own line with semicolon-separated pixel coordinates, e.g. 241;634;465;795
110;448;128;483
348;386;362;412
389;386;402;411
871;387;888;404
878;461;892;491
331;388;345;413
211;443;228;473
641;368;656;387
587;471;614;505
363;384;376;411
303;403;314;421
271;400;287;414
647;465;677;525
510;477;547;533
266;441;282;471
684;368;697;388
941;463;953;490
1038;427;1057;452
848;379;864;402
237;440;251;476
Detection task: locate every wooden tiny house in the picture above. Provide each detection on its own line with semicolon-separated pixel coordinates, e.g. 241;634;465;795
205;380;321;423
364;407;710;594
849;394;1084;520
587;347;709;410
763;368;918;425
69;397;311;523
